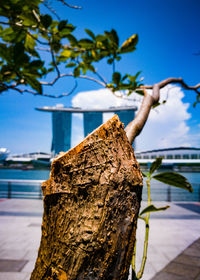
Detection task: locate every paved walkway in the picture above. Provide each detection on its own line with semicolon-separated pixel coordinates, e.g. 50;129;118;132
0;199;199;280
151;237;200;279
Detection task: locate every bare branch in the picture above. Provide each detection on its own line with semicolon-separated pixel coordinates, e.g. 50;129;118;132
125;78;200;144
43;1;61;20
143;78;200;95
36;47;51;52
2;80;78;98
125;89;153;144
56;0;82;9
0;20;51;46
93;71;107;85
50;46;60;77
41;73;107;87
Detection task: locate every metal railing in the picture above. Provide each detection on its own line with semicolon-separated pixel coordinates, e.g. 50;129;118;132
0;179;200;201
142;183;200;202
0;179;44;199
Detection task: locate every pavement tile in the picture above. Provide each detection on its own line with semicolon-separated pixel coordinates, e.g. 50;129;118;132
21;260;35;273
190;241;200;250
184;246;200;257
0;259;28;272
1;200;200;280
151;271;188;280
174;254;200;267
163;262;200;278
0;272;29;280
23;250;38;261
175;203;200;214
141;271;156;280
0;249;27;260
195;273;200;280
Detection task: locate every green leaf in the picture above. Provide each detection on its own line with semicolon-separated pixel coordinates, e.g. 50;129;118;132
135;89;145;96
40;14;52;29
153;172;193;192
13;43;25;64
58;20;68;31
60;49;71;59
112;72;121;85
73;67;80;77
115;56;121;61
119;34;138;54
135;71;142;79
106;83;114;89
152;102;160;109
96;34;106;42
142;172;147;177
122;74;128;82
107;58;113;64
25;33;36;50
105;29;119;47
66;34;78;46
140;204;170;216
65;62;76;68
78;39;94;48
85;29;95;40
127;75;136;83
25;76;42;94
150;157;163;175
29;60;44;68
59;24;75;36
87;64;95;72
0;27;15;42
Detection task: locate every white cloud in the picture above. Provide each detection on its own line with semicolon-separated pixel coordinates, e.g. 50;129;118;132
136;85;192;151
71;86;194;151
72;88;136;109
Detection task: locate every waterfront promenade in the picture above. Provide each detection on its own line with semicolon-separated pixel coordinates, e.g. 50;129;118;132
0;199;200;280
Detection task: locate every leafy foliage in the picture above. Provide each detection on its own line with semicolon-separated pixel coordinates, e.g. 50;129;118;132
135;158;193;279
0;0;142;97
146;157;193;193
149;157;162;175
153;172;193;192
140;204;170;216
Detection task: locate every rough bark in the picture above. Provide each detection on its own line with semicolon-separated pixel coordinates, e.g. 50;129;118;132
31;115;143;280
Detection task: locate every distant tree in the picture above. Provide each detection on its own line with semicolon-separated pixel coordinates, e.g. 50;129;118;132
0;1;198;279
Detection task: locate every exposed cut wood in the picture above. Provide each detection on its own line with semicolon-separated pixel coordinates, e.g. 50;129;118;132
31;115;143;280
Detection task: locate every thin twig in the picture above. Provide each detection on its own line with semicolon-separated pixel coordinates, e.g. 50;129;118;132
43;1;61;20
143;78;200;95
36;47;51;52
0;20;51;46
57;0;82;9
2;80;78;98
41;73;106;87
50;45;60;77
93;71;107;85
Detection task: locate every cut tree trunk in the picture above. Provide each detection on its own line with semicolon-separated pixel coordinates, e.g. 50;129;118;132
31;115;143;280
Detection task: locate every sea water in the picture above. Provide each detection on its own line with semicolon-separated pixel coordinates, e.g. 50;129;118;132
0;169;199;201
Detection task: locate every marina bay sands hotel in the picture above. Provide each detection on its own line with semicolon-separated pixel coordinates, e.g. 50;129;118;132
36;105;137;155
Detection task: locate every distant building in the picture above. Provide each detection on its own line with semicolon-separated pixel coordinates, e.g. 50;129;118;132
36;105;137;155
52;111;72;154
135;147;200;160
83;111;103;138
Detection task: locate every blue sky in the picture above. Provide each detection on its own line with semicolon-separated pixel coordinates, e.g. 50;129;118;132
0;0;200;154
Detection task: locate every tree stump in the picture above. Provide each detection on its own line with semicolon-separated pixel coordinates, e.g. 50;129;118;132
31;115;143;280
